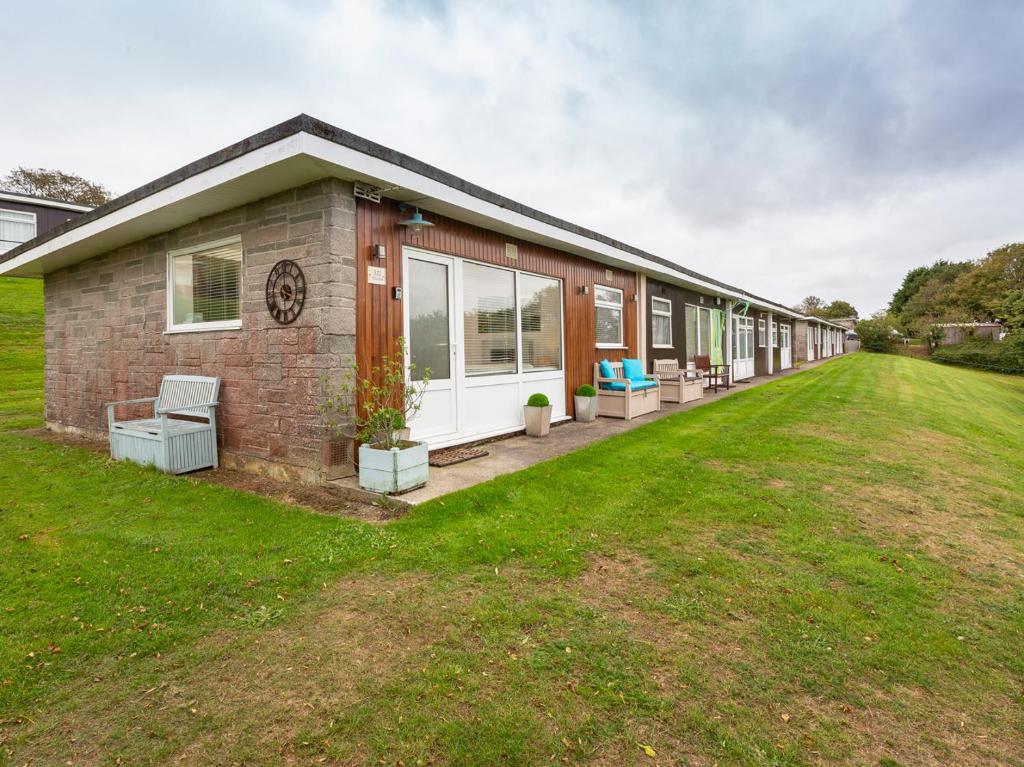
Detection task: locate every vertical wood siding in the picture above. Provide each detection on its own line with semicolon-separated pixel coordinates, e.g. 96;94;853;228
355;198;637;416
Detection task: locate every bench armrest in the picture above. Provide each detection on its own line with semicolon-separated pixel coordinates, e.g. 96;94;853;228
156;401;220;415
107;396;158;408
595;375;632;391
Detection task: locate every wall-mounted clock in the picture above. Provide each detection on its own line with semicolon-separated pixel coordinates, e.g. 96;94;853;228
265;259;306;325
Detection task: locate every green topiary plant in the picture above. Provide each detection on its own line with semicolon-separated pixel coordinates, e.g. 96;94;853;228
574;384;597;397
526;393;550;408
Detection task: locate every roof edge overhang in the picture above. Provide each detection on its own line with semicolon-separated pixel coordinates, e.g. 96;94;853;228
0;191;93;213
0;114;803;319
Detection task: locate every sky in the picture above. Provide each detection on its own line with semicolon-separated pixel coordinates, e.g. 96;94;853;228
3;0;1023;315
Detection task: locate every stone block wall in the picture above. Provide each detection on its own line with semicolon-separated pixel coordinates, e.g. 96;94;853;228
43;178;357;482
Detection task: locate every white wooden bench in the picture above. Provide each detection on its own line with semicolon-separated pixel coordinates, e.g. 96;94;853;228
106;375;221;474
593;360;661;420
652;359;704;404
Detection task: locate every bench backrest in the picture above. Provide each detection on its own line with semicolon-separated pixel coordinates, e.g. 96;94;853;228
156;375;220;418
652;358;680;376
594;360;624;385
693;354;712;372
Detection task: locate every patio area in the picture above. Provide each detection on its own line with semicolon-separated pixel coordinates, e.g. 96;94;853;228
332;358;836;507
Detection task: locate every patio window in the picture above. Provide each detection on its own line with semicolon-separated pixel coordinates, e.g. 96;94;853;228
684;304;717;361
464;262;517;376
0;209;36;253
595;285;623;348
758;319;766;347
167;236;242;332
651;297;672;348
520;273;562;371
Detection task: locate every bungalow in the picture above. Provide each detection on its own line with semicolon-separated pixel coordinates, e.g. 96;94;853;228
0;115;846;483
1;191;92;254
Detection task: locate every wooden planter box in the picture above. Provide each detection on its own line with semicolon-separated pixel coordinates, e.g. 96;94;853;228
358;442;428;494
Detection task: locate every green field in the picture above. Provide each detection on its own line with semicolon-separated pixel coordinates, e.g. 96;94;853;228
1;275;1022;766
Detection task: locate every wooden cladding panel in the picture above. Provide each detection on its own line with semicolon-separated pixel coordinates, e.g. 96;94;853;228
355;198;637;415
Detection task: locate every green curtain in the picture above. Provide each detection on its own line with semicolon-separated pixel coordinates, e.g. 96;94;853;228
710;308;724;365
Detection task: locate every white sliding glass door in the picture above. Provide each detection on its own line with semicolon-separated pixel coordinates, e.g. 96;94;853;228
404;246;565;447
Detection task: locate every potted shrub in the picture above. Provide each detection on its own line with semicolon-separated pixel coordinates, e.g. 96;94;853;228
574;384;597;422
524;393;552;437
318;338;431;494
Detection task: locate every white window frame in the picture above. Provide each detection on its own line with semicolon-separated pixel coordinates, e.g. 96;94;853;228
165;235;244;334
594;284;624;349
758;319;766;347
771;321;778;348
651;296;673;348
0;208;37;253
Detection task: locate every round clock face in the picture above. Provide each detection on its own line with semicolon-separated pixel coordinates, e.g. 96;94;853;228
265;260;306;325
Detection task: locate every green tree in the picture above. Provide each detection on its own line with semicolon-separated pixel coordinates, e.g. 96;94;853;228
794;295;825;315
889;261;971;318
948;243;1024;321
821;299;858;319
1;167;112;206
855;316;896;353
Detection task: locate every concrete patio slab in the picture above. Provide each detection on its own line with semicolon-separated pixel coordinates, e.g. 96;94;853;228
331;357;839;507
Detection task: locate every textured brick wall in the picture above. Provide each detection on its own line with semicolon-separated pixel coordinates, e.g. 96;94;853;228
43;178;356;482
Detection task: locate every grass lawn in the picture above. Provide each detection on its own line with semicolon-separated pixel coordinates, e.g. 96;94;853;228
1;274;1023;766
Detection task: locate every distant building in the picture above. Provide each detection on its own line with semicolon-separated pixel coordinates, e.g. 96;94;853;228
934;322;1004;346
828;316;859;331
0;191;92;254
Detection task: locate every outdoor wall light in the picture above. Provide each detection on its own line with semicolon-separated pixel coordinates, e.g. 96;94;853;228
398;206;435;234
579;285;589;295
372;244;387;259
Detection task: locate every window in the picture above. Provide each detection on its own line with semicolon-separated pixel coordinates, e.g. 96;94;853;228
595;285;623;347
520;273;562;371
463;262;517;376
758;319;766;347
408;258;451;381
684;304;721;361
771;322;778;348
167;237;242;332
0;209;36;253
651;297;672;347
780;324;790;348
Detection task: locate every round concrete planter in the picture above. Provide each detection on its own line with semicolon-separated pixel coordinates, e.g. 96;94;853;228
523;405;552;437
574;395;597;422
358;441;429;494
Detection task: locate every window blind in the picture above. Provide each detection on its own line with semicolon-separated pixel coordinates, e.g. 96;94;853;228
520;273;561;371
171;242;242;325
463;262;516;376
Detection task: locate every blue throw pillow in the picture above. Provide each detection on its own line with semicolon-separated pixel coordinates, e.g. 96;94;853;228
622;358;645;382
598;359;615;380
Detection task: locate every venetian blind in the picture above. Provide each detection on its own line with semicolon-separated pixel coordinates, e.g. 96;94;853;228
463;262;517;376
520;273;562;371
171;242;242;325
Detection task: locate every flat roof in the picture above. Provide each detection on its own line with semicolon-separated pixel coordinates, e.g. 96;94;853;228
0;114;844;327
0;190;93;213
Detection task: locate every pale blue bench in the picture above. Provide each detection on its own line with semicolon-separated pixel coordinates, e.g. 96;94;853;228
106;375;221;474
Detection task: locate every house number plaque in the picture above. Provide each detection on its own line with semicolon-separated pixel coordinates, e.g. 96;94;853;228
265;259;306;325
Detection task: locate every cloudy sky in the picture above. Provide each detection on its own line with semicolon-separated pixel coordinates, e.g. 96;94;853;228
3;0;1023;314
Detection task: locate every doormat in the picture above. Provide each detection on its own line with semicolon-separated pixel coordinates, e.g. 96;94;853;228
429;446;490;467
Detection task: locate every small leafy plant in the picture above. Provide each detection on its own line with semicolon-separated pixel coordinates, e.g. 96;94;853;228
526;393;550;408
574;384;597;397
318;337;430;450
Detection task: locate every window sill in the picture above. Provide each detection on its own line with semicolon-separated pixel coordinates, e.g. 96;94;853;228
595;344;627;350
652;344;674;349
165;321;243;335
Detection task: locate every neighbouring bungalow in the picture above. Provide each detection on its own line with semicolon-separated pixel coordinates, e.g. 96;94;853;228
0;115;848;483
1;191;92;254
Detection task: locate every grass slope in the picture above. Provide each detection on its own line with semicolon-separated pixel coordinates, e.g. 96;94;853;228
1;276;1022;766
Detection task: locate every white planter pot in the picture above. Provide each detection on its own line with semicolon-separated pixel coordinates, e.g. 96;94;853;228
358;441;429;494
574;395;598;422
524;405;552;437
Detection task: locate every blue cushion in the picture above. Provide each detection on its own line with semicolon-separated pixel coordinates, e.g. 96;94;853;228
603;380;657;392
598;359;615;380
622;358;645;382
